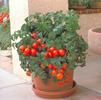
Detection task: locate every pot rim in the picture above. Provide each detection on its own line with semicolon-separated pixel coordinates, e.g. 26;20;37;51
88;27;101;34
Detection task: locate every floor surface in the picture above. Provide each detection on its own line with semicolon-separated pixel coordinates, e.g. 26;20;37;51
74;50;101;93
0;69;101;100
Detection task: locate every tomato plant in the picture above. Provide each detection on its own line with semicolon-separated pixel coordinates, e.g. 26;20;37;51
11;10;88;82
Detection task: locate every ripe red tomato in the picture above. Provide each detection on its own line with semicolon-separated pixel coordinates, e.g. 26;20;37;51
23;48;31;56
62;63;67;70
48;52;53;58
26;71;31;76
19;45;25;52
58;69;64;74
40;43;46;49
31;49;37;56
48;64;53;70
32;43;38;49
52;50;58;57
58;49;66;57
36;39;41;44
49;47;56;52
56;73;64;80
53;66;57;70
31;32;36;39
51;70;57;76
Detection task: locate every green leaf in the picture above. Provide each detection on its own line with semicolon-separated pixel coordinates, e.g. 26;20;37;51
21;24;29;32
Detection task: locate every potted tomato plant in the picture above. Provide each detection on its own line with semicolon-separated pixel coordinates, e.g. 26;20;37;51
11;10;88;99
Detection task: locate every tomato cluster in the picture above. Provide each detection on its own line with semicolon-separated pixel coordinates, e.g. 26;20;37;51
19;32;46;57
19;32;68;78
45;47;67;80
44;47;66;58
19;44;37;56
48;63;67;80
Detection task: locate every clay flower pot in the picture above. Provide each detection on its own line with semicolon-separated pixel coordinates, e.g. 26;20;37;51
88;28;101;54
32;70;77;99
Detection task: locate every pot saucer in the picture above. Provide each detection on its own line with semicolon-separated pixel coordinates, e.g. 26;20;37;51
32;81;77;99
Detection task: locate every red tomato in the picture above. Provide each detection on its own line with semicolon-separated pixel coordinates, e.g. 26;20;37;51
23;48;31;56
51;70;57;76
62;63;67;70
32;43;38;49
48;64;53;70
58;69;64;74
58;49;66;57
26;71;31;76
19;45;25;52
40;43;46;49
52;50;59;57
36;39;41;44
31;49;37;56
31;32;36;39
49;47;56;52
48;52;53;58
56;73;64;80
53;66;57;70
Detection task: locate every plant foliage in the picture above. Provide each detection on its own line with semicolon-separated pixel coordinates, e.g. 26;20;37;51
11;10;88;82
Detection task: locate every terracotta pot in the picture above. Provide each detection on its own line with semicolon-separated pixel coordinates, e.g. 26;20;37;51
32;70;77;98
88;28;101;54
